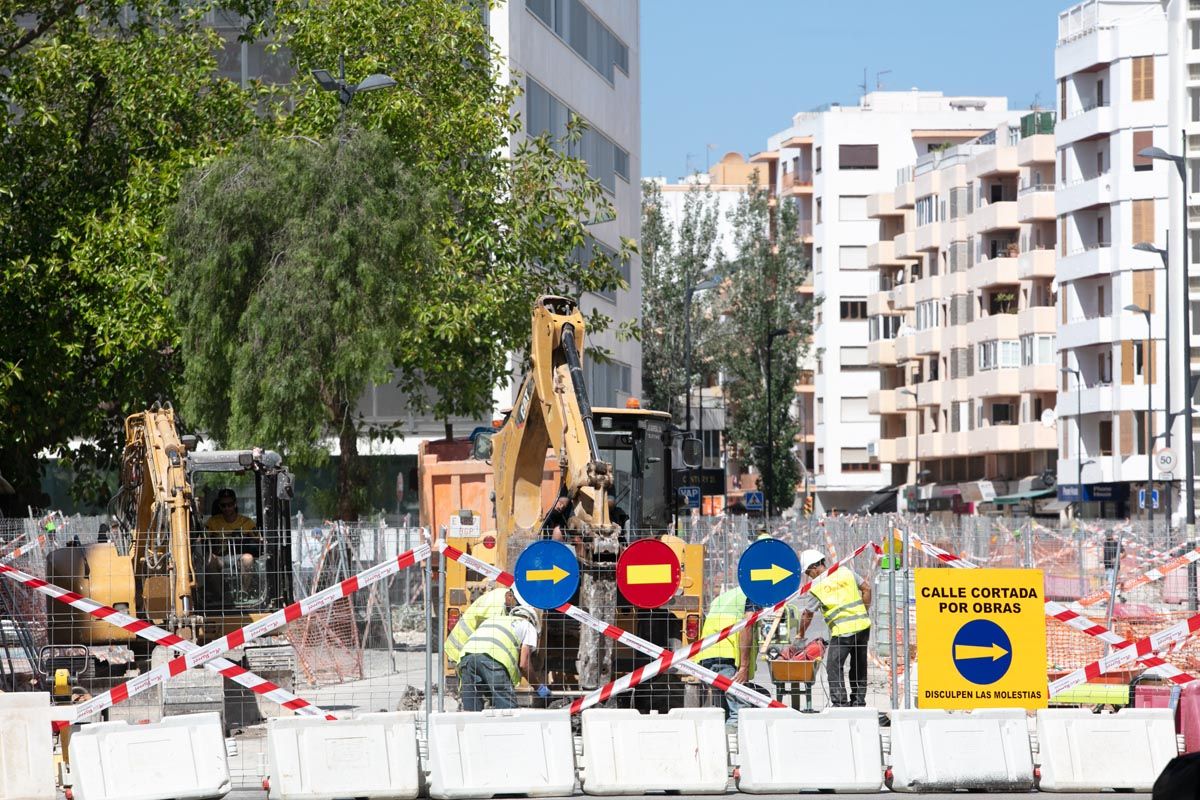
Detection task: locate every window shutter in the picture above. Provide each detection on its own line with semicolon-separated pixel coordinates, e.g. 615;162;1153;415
1120;411;1135;455
1133;200;1155;248
1133;130;1154;169
838;144;879;169
1121;340;1135;385
1059;78;1067;117
1060;216;1067;257
1133;269;1155;313
1133;57;1155;101
1150;339;1157;384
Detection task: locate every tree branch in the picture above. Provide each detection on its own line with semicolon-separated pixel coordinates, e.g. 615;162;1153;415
1;2;77;62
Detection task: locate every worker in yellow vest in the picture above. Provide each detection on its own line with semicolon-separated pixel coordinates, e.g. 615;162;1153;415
795;549;872;707
696;586;761;723
444;583;514;666
457;604;541;711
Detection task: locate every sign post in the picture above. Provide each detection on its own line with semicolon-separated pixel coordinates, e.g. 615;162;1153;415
915;568;1047;709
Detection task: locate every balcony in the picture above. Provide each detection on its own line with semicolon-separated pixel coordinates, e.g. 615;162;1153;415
874;438;899;463
781;169;814;196
975;423;1021;454
1055;101;1115;146
1055;244;1113;283
866;292;894;316
1018;134;1055;166
973;201;1020;233
895;333;918;362
868;388;898;415
1017;185;1055;221
895;180;915;209
971;146;1019;177
968;256;1019;291
914;221;942;253
797;220;814;242
1019;421;1059;451
868;240;905;268
1017;305;1056;334
868;192;900;218
895;436;916;463
915;326;943;356
969;313;1019;342
1018;247;1056;280
971;368;1021;399
891;281;916;311
894;231;918;260
916;379;947;408
868;338;897;367
1056;172;1114;214
1056;314;1117;351
914;167;942;199
1019;364;1058;393
796;370;816;393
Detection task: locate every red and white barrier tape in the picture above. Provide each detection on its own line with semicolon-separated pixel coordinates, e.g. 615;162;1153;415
566;540;879;714
1077;546;1200;607
906;533;1198;692
1049;613;1200;696
66;543;431;723
0;531;50;564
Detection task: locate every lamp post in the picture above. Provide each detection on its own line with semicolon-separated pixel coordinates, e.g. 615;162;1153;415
1139;143;1194;533
312;54;398;122
1125;303;1154;530
1061;367;1083;513
899;389;921;507
765;327;791;519
1135;240;1172;527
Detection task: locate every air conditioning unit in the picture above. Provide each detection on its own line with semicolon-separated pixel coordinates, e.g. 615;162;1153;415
866;441;878;459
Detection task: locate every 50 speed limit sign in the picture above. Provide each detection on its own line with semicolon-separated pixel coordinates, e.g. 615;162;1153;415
1155;448;1178;475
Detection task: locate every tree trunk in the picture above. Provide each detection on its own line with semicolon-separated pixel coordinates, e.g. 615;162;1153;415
336;400;361;521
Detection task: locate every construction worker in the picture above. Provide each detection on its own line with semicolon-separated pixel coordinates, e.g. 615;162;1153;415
444;582;514;667
795;549;872;707
696;586;760;724
457;603;540;711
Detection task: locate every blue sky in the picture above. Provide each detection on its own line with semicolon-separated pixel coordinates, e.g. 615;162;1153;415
641;0;1059;180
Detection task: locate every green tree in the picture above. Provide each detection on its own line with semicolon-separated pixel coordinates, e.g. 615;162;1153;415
168;131;438;520
713;187;813;516
0;1;257;508
639;179;721;421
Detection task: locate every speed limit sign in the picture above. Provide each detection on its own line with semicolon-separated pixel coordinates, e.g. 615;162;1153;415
1155;448;1178;475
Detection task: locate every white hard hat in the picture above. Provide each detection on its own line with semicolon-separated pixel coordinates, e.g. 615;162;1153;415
799;549;826;572
511;604;541;627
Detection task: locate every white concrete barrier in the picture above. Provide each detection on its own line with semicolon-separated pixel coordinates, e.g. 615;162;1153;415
0;692;54;800
1036;708;1176;792
888;709;1034;792
580;708;727;795
426;710;575;799
69;712;230;800
267;712;420;800
735;707;882;793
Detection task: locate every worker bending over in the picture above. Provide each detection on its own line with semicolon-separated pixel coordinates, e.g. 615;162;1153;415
696;586;760;724
457;604;540;711
444;582;514;667
796;549;872;707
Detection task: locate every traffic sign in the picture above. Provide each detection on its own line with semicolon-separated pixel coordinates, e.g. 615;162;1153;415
616;539;681;609
743;491;764;511
737;538;801;606
1138;489;1162;510
916;568;1047;709
1156;448;1178;474
678;486;701;509
514;540;579;610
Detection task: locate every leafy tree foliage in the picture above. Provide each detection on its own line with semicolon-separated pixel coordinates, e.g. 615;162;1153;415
169;131;437;520
712;188;813;515
0;1;256;508
639;180;721;421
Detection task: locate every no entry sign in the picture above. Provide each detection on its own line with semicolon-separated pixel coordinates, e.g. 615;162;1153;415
616;539;681;609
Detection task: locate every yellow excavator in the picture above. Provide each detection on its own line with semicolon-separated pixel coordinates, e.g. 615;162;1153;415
42;405;297;725
440;296;706;710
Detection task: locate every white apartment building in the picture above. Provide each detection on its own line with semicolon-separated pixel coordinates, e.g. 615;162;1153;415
866;115;1060;514
754;92;1017;514
1055;0;1169;518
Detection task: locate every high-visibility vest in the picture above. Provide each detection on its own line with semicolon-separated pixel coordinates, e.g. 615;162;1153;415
460;616;525;686
444;587;509;665
809;569;870;637
696;588;758;678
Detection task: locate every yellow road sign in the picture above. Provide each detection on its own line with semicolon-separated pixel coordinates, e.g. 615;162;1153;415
750;563;793;584
525;565;570;584
915;568;1047;710
625;563;673;585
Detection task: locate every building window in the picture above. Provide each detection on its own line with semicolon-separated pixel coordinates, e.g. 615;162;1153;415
526;0;630;84
526;78;630;193
588;359;631;407
915;194;938;227
1132;56;1155;102
916;300;940;331
840;299;868;320
1132;199;1156;246
815;146;822;173
839;245;868;270
815;198;822;224
1135;410;1152;456
1099;419;1113;456
839;144;879;170
842;448;879;472
869;314;901;341
840;346;869;368
839;195;868;221
841;397;869;422
977;340;1020;371
1020;334;1056;366
989;403;1015;425
574;237;627;302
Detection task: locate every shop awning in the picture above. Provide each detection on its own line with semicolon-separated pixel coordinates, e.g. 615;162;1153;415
990;487;1056;506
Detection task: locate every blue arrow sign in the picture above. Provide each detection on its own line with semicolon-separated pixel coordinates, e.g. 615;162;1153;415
951;619;1013;685
514;540;580;610
743;491;764;511
737;538;801;606
678;486;701;509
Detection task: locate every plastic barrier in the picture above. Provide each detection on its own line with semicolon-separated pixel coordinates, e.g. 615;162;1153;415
0;692;54;800
580;708;727;795
267;712;420;800
426;710;575;799
888;709;1034;792
735;707;882;793
1136;682;1200;753
68;712;230;800
1036;708;1176;792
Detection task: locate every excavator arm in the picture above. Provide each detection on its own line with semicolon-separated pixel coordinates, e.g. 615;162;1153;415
492;295;619;555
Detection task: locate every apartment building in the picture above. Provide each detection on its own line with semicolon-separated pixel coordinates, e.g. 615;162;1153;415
753;92;1017;514
1055;0;1169;518
866;115;1060;514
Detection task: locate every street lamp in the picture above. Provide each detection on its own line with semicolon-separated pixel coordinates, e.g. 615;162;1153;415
312;54;397;121
1125;303;1155;530
1139;143;1194;532
765;326;792;519
1061;367;1083;514
899;389;921;508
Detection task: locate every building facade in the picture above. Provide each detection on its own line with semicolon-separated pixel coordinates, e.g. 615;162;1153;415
866;115;1060;514
753;92;1018;514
